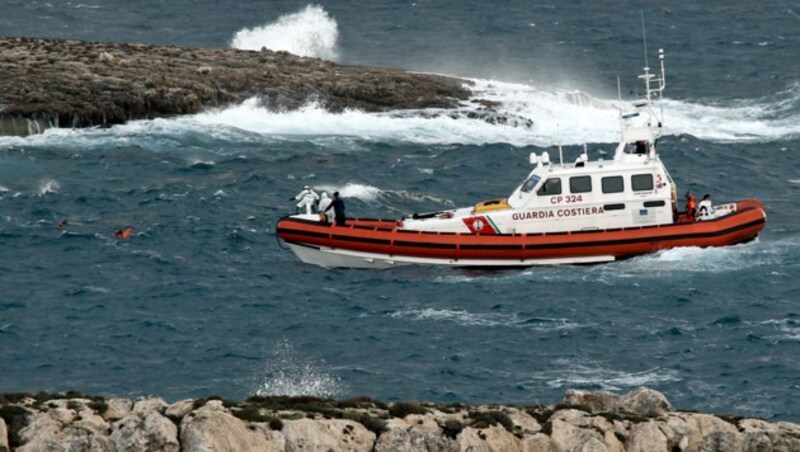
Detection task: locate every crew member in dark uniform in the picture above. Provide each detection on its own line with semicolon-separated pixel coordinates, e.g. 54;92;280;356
325;191;346;226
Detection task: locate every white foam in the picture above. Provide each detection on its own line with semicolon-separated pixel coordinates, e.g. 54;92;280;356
759;319;800;341
37;179;59;196
315;182;382;202
1;78;796;148
661;87;800;142
390;308;579;331
535;361;681;391
230;4;339;60
255;339;342;398
391;308;511;327
613;241;782;275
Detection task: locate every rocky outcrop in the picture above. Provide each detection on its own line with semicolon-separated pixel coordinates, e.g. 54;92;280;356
180;400;284;451
0;37;472;136
0;417;8;452
1;388;799;452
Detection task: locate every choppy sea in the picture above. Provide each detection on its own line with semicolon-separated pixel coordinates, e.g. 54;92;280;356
1;1;799;421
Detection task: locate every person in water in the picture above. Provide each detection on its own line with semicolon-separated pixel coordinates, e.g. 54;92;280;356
114;227;133;239
317;192;332;223
697;194;714;218
685;191;697;221
324;192;346;226
292;185;319;215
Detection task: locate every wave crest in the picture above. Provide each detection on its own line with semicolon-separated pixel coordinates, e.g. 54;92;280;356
230;4;339;60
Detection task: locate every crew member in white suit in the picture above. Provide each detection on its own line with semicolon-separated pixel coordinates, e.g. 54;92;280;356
293;185;319;214
696;194;714;219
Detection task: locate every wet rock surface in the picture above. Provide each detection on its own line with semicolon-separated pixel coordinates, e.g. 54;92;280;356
0;37;472;136
1;388;799;451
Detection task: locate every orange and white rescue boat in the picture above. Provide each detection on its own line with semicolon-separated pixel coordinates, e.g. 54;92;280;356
277;49;767;268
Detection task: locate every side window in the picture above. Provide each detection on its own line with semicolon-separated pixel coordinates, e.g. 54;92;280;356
521;174;541;193
569;176;592;194
601;176;624;194
632;174;654;191
537;178;562;196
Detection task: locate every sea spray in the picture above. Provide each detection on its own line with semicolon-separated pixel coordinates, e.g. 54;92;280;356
230;4;339;60
255;339;342;398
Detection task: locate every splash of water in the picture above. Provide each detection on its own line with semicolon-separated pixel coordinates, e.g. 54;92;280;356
230;4;339;60
255;339;342;398
37;179;60;196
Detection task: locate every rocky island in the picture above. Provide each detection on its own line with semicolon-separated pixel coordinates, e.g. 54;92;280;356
1;387;798;451
0;37;480;136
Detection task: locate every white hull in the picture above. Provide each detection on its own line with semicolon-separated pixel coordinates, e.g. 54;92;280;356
287;243;615;269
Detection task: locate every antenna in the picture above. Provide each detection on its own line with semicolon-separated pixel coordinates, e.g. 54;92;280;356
641;11;649;68
557;124;564;167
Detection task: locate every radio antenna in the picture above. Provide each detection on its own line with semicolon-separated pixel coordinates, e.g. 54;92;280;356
641;11;649;67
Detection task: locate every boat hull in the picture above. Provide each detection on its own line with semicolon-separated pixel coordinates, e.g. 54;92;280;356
276;200;766;268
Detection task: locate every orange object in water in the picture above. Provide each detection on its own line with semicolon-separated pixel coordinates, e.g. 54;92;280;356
114;227;133;239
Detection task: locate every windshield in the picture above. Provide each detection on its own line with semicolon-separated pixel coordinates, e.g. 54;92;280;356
521;173;541;193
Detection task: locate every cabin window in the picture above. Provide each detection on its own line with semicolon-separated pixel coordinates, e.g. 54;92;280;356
521;174;541;193
624;141;649;154
601;176;624;193
632;174;654;191
644;200;665;207
537;178;562;196
569;176;592;194
604;203;626;211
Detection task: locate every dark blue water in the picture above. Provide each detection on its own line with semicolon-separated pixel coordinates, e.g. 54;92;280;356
1;1;799;421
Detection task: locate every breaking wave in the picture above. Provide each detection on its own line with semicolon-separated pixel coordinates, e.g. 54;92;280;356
390;308;580;331
230;4;339;60
531;360;681;391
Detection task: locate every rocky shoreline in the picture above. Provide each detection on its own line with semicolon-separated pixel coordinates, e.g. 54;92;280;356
1;387;798;451
0;37;475;136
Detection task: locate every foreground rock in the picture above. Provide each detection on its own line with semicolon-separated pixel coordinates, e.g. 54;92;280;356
1;388;798;451
0;37;472;136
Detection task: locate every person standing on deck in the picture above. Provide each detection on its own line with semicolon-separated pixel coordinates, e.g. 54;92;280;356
325;192;346;226
685;191;697;221
292;185;319;215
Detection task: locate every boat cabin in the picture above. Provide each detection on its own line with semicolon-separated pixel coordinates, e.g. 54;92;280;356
401;49;681;235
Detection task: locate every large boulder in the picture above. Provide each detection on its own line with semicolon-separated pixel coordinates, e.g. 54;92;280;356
627;421;669;452
16;407;111;452
549;409;609;452
563;388;672;418
180;403;284;451
105;399;133;421
375;416;455;452
109;405;178;452
665;413;739;452
282;418;375;452
131;397;168;415
519;433;559;452
456;425;521;451
547;409;625;452
165;399;194;419
739;419;800;451
563;390;620;414
0;417;9;452
618;388;672;418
